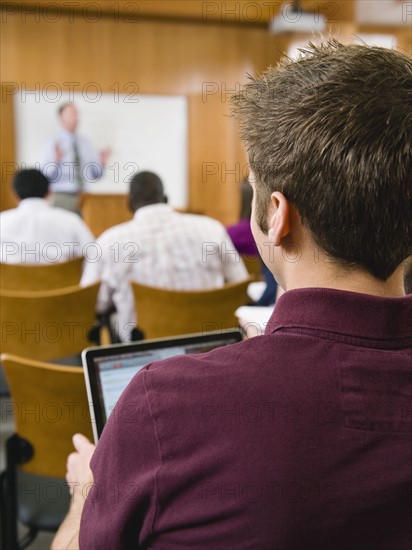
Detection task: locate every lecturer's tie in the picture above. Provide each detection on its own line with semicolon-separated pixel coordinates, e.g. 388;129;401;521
73;138;84;191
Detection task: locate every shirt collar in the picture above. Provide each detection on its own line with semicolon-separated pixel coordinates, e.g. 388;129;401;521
133;203;173;221
18;198;50;210
265;287;412;342
60;128;76;138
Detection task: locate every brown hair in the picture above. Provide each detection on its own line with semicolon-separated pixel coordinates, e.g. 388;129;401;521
58;102;75;116
232;40;412;280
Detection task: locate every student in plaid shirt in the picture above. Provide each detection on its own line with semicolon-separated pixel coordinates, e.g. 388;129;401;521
81;171;248;341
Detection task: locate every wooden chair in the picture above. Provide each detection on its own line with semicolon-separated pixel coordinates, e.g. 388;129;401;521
131;279;252;339
0;257;84;291
0;353;93;550
241;254;263;281
0;283;100;361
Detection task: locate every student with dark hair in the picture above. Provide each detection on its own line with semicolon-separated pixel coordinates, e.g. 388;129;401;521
40;103;111;212
0;169;94;264
81;171;248;341
12;167;50;199
54;42;411;550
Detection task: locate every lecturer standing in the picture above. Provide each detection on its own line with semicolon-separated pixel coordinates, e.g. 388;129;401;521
41;102;111;212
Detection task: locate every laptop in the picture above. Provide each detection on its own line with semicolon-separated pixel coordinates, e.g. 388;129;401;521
82;329;243;442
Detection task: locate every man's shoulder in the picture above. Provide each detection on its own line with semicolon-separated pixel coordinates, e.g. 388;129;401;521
96;219;136;244
0;208;18;222
136;335;274;386
179;213;226;233
49;207;89;226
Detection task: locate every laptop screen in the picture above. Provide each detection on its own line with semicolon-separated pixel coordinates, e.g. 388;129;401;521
82;330;243;441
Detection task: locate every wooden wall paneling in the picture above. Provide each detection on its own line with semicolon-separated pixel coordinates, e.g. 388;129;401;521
2;1;358;24
7;2;411;223
0;0;281;24
80;193;132;236
0;10;283;223
397;26;412;52
0;84;18;211
300;0;355;23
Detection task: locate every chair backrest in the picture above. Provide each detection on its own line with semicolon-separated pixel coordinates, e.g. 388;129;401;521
131;279;251;339
0;257;84;291
1;353;93;477
0;283;100;361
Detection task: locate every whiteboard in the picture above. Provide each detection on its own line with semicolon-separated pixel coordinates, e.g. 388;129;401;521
14;91;188;208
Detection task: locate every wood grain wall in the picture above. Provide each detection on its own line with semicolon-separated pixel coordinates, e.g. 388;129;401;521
0;5;285;223
1;1;410;225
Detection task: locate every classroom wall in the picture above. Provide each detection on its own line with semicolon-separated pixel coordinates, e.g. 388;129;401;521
1;2;410;224
0;6;284;224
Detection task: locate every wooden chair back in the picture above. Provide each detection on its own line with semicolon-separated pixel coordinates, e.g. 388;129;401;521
131;279;251;339
0;283;100;361
1;353;93;477
0;257;84;291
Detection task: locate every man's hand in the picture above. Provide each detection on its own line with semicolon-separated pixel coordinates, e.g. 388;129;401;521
67;433;95;507
100;147;111;167
51;434;95;550
55;143;64;163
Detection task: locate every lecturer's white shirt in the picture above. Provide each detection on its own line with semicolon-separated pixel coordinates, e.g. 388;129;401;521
81;204;248;341
41;128;103;193
0;198;95;264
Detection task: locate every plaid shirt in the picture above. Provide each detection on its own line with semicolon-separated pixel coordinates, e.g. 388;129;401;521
81;204;248;341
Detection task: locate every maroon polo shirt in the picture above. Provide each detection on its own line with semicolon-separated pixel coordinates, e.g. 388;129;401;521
80;288;412;550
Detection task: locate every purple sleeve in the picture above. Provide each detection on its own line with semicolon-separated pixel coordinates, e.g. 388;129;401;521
79;368;161;549
227;220;259;257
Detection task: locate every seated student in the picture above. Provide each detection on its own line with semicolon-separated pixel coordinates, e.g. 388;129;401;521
0;169;94;264
80;171;248;341
53;42;411;550
228;177;277;305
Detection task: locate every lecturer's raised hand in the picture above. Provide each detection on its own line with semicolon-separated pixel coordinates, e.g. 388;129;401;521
100;147;111;167
55;142;64;163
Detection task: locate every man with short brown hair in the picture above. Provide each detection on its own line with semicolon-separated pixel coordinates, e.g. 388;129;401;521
53;41;412;550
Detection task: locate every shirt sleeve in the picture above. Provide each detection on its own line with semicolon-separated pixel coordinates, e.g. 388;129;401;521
80;234;113;314
79;368;161;549
40;137;60;182
73;219;95;256
112;275;136;342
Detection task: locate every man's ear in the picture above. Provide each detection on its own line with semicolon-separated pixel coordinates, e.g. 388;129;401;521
267;192;290;246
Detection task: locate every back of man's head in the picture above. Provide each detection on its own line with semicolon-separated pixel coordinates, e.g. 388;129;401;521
128;171;166;212
232;40;412;281
13;169;49;200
